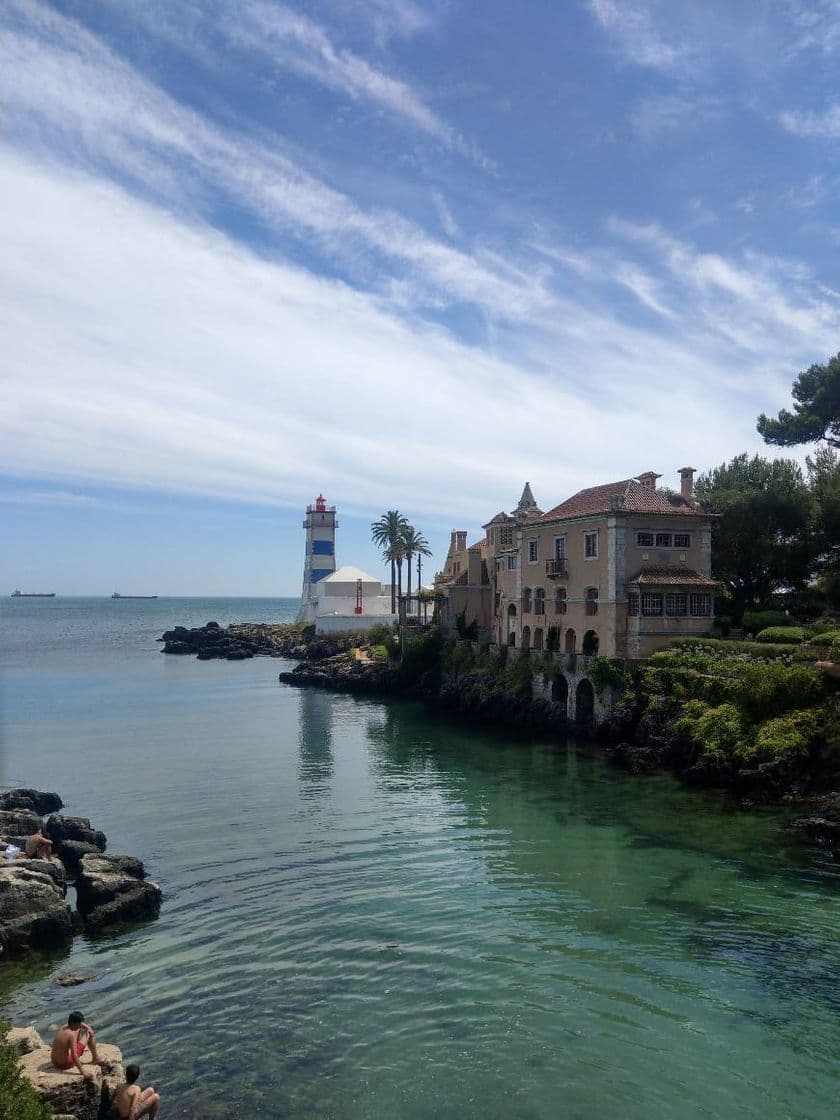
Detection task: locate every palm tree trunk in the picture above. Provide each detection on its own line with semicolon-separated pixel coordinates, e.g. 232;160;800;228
390;556;396;613
397;557;403;618
406;551;413;611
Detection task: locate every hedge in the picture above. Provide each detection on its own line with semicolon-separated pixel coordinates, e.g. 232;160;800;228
742;610;793;633
755;626;807;644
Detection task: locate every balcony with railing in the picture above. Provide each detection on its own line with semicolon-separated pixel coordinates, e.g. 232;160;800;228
545;558;568;579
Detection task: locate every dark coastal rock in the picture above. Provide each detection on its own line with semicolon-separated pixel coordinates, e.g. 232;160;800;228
23;858;67;894
0;863;74;952
0;789;63;814
56;973;97;987
161;620;352;661
45;815;106;852
76;853;161;933
55;839;104;875
789;816;840;851
0;808;42;837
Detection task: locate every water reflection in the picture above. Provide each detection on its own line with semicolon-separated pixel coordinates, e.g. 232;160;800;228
297;688;334;785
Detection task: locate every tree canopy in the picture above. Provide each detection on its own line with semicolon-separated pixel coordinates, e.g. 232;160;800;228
757;352;840;448
695;454;815;621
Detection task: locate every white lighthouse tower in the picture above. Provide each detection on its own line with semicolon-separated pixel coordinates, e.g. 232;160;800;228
297;494;337;623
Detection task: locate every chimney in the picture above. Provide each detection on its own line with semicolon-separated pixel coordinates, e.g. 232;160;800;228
679;467;696;501
456;531;468;551
636;471;661;490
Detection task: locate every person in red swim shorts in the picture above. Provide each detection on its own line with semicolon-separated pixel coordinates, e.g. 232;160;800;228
50;1011;104;1079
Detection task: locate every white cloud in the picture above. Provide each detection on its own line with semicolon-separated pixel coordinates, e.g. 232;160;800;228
779;103;840;139
587;0;694;73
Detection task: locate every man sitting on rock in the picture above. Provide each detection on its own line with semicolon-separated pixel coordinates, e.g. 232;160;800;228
115;1064;161;1119
50;1011;104;1079
24;826;55;860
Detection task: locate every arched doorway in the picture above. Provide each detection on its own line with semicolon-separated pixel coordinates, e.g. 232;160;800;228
533;627;544;651
576;678;595;726
507;603;517;647
551;674;568;716
565;628;577;652
521;625;531;651
582;629;599;655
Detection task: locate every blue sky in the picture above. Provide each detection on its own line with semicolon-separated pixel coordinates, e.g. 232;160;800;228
1;0;839;595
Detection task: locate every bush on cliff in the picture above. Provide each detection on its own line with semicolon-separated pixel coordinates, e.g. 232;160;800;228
669;637;813;661
755;626;807;644
400;628;444;680
0;1021;53;1120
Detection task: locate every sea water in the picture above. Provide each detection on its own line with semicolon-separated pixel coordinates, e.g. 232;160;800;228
1;597;839;1119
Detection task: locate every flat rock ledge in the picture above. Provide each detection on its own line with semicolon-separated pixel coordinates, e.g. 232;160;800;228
6;1026;124;1120
1;788;161;954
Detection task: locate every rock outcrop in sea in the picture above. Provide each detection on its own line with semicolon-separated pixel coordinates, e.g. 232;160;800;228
6;1024;125;1120
0;789;161;954
160;620;358;661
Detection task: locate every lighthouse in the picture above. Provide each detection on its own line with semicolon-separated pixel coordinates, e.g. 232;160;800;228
297;494;337;622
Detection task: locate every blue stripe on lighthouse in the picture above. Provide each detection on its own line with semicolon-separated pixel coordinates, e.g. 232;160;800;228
311;569;331;582
311;540;334;555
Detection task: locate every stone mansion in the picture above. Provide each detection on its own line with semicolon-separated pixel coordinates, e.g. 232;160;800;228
435;468;717;660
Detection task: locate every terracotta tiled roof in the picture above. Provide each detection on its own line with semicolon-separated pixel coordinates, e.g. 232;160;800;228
628;566;719;587
542;478;705;521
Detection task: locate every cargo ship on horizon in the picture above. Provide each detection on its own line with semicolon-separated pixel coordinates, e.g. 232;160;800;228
11;590;56;597
111;592;159;599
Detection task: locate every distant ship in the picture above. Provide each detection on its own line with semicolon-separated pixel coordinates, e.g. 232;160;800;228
11;590;56;597
111;593;158;599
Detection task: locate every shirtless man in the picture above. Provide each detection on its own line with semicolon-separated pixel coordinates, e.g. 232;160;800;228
115;1064;161;1119
50;1012;103;1079
24;827;54;860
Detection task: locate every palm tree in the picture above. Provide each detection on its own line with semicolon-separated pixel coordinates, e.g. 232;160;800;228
371;510;408;613
401;526;432;608
388;537;407;615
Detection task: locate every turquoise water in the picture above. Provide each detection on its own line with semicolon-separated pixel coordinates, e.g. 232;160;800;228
2;598;840;1119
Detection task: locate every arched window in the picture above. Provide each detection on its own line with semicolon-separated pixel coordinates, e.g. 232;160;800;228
522;625;531;651
585;587;599;616
533;627;544;651
551;675;569;713
534;587;545;615
582;629;599;655
565;628;577;652
522;587;532;613
507;602;517;646
554;587;567;614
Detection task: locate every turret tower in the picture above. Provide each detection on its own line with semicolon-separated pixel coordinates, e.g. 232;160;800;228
298;494;338;623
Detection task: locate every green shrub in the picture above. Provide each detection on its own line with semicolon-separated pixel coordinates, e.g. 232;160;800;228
750;709;820;762
742;610;793;633
442;640;476;675
828;640;840;663
588;656;630;696
675;701;749;761
809;619;840;637
711;615;732;637
504;652;534;696
669;637;813;661
809;628;840;646
0;1020;54;1119
366;623;395;646
454;610;479;641
400;627;444;678
369;644;389;662
755;626;807;644
545;626;561;652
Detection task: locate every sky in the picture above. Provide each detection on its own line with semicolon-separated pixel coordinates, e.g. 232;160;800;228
1;0;839;596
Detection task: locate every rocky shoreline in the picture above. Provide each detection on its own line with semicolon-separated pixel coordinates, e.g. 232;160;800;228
0;789;161;955
5;1024;125;1120
159;620;360;661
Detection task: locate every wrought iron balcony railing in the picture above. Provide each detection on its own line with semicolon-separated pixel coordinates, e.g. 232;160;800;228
545;558;568;578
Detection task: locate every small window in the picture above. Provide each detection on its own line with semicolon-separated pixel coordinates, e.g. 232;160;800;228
637;532;654;548
641;592;663;616
499;526;513;548
523;588;532;613
528;539;538;563
666;592;687;616
507;554;517;570
690;593;711;617
655;532;672;548
554;536;566;560
584;531;598;559
554;588;567;614
534;588;545;615
674;533;691;549
627;592;639;616
585;587;599;616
